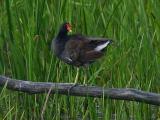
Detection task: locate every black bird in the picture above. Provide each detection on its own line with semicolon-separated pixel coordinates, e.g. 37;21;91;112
51;22;112;67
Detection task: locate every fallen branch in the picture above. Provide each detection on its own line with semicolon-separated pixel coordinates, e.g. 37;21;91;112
0;75;160;105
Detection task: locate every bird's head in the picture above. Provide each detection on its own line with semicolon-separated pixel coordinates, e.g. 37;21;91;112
60;22;72;33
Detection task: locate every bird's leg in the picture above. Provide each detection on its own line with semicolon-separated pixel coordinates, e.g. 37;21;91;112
74;68;79;84
83;68;87;84
83;65;89;85
68;68;79;92
83;67;89;114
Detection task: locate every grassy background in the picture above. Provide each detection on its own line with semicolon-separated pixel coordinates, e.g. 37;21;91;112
0;0;160;119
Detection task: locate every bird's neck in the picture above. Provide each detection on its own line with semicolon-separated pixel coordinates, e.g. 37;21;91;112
57;30;68;40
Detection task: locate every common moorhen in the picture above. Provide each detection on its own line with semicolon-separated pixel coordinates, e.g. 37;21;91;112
51;22;112;67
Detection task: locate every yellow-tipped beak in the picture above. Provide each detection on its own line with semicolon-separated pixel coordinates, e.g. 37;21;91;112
69;29;72;33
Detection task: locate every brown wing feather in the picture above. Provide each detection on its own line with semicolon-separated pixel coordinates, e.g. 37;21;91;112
83;50;103;61
63;40;85;61
62;38;107;66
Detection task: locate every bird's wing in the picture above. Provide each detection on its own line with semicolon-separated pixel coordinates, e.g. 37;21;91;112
82;50;103;61
80;38;112;61
62;40;84;62
85;37;112;41
62;37;112;64
83;38;112;52
63;40;101;62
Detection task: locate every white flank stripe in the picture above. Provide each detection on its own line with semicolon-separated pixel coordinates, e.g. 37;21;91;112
65;57;72;62
94;41;110;51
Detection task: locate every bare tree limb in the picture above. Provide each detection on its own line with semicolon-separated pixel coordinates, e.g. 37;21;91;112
0;75;160;105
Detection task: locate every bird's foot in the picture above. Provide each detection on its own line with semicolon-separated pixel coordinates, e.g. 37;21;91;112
68;83;78;93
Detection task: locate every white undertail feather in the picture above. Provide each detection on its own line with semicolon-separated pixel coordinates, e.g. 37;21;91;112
94;41;110;51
